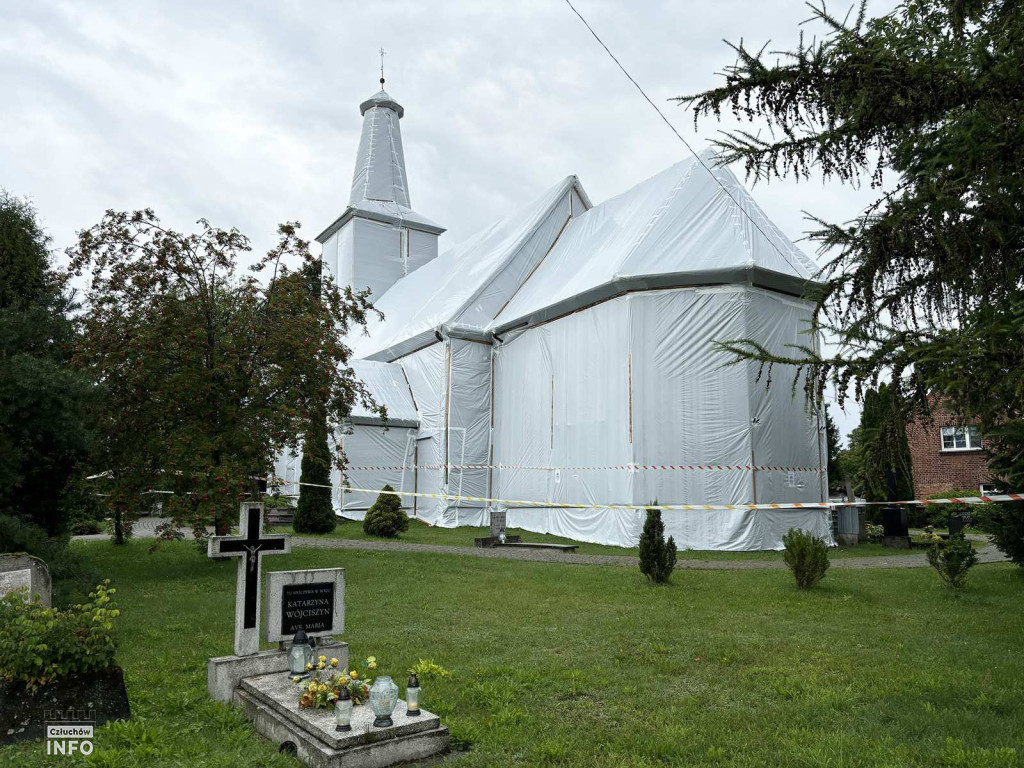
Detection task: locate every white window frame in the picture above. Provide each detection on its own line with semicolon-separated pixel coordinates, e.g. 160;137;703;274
940;425;982;452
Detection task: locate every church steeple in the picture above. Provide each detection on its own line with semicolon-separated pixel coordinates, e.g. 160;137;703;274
316;78;445;301
349;89;411;208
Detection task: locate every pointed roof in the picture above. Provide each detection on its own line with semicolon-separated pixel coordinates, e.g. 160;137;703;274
317;89;444;242
350;88;411;208
492;150;820;331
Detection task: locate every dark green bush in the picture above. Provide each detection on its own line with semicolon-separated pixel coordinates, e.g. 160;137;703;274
363;485;409;538
973;501;1024;567
782;528;830;590
70;519;103;535
0;580;119;690
924;489;996;529
926;532;979;589
639;508;677;584
293;416;336;534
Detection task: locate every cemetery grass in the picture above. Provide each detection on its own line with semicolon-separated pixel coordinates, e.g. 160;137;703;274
278;519;914;560
4;543;1022;768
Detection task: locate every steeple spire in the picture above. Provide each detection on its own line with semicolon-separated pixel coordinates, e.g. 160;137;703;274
379;47;386;87
350;85;409;207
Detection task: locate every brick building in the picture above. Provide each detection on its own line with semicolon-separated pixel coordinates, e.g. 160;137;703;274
906;398;993;498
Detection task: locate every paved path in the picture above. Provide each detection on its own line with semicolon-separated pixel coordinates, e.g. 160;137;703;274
73;518;1008;571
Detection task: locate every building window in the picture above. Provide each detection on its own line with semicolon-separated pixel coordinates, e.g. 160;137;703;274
940;425;982;451
980;483;1001;495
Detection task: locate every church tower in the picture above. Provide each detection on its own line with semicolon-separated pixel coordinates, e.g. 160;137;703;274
316;83;445;299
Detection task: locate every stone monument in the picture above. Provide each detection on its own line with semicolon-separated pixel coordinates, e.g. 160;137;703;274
0;553;52;606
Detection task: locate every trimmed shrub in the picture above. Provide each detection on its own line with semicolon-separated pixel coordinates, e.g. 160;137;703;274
0;580;119;690
363;485;409;538
782;528;830;590
926;531;979;589
70;519;103;536
293;416;336;534
639;508;677;584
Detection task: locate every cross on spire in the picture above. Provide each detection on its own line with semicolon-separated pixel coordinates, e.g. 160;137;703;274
379;47;386;86
208;503;290;656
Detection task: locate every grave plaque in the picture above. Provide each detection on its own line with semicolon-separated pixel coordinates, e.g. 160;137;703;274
281;582;335;635
266;568;345;643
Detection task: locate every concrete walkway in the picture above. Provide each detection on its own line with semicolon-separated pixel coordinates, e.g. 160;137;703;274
73;518;1009;571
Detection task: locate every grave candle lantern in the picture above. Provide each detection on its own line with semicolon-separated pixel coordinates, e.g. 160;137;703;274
406;673;421;716
288;629;313;676
369;676;399;727
334;684;353;731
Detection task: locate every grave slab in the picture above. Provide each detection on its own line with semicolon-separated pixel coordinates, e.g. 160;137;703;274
236;671;449;768
208;641;348;704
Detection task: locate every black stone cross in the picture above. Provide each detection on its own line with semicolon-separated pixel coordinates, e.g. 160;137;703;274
208;503;290;656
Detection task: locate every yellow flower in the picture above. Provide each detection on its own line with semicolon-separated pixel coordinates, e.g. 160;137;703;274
330;658;339;667
319;655;327;662
369;662;377;670
367;656;376;663
350;670;358;679
305;663;313;671
317;662;325;670
292;676;301;683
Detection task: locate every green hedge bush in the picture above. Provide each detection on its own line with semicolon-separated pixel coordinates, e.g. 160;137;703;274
639;508;677;584
926;532;979;589
0;580;119;690
363;485;410;538
782;528;830;590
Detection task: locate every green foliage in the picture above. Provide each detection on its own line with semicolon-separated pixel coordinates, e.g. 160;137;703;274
293;411;336;534
782;528;830;590
67;211;384;538
362;485;409;538
864;522;884;543
0;580;119;690
974;501;1024;567
70;519;103;535
680;0;1024;516
408;658;451;681
0;191;93;540
638;508;677;584
825;407;843;493
264;492;295;509
926;532;979;589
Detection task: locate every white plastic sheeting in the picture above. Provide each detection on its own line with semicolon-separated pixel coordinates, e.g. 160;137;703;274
338;425;416;514
494;150;819;330
350;176;588;360
491;287;829;550
323;138;832;548
350;90;411;208
349;359;418;425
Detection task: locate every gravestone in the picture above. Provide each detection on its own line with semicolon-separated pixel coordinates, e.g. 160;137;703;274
0;554;52;606
208;502;291;656
207;503;350;704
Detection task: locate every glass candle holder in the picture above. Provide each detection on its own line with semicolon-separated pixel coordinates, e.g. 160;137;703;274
406;673;421;716
335;685;353;732
368;676;399;728
288;630;313;676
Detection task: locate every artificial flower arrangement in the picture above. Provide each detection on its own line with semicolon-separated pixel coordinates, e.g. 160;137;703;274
294;654;379;709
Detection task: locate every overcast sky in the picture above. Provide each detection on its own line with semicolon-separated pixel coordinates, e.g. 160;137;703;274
1;0;896;440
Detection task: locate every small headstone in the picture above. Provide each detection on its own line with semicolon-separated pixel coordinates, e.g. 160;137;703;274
0;554;52;606
208;503;290;656
266;568;344;643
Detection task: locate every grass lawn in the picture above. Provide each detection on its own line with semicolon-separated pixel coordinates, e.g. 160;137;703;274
276;518;926;560
3;541;1022;767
